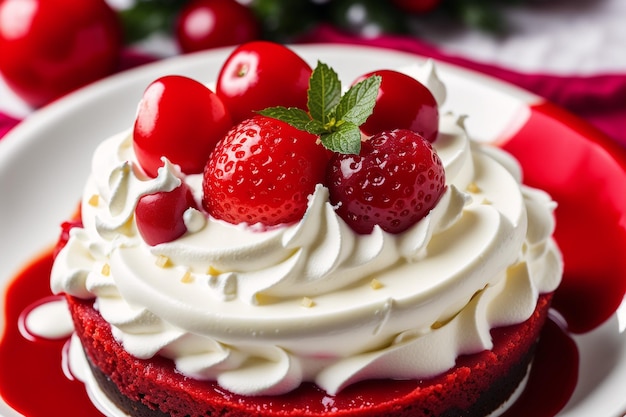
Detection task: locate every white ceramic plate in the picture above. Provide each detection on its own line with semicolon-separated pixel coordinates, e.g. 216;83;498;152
0;44;625;417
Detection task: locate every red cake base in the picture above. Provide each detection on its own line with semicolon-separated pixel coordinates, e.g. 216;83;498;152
67;293;553;417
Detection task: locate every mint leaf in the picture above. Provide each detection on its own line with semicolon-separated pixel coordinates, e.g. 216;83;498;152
258;61;381;155
307;61;341;125
304;119;327;135
335;75;381;126
258;107;311;131
320;122;362;154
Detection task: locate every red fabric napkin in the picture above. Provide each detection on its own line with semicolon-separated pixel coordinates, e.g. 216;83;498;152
0;112;19;139
2;26;625;147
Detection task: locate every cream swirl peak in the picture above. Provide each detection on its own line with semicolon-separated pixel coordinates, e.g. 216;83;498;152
51;61;562;397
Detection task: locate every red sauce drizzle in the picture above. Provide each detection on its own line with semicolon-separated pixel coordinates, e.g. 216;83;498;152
501;317;579;417
0;251;580;417
1;103;625;416
0;252;102;416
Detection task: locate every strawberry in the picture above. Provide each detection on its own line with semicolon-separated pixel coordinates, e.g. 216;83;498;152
202;116;329;227
260;60;445;234
326;129;445;234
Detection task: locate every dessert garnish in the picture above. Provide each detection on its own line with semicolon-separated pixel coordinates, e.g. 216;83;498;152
202;115;330;226
202;61;382;227
259;61;382;155
353;69;440;142
326;128;445;234
135;180;198;245
216;41;313;124
259;61;445;234
131;42;446;238
132;74;233;178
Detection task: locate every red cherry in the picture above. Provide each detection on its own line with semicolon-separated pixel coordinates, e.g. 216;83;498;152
0;0;122;108
203;116;329;227
175;0;260;53
216;41;312;123
326;129;445;235
133;75;233;178
391;0;442;14
135;182;198;246
353;69;439;142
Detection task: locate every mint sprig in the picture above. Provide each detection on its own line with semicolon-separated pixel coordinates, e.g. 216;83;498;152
258;61;381;155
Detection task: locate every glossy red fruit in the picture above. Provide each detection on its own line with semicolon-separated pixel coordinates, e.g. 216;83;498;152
391;0;442;14
327;129;445;234
0;0;122;108
133;75;233;178
203;116;329;227
175;0;260;53
135;182;198;246
353;69;439;142
216;41;312;123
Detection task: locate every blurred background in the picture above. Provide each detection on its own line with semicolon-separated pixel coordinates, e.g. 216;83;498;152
1;0;625;143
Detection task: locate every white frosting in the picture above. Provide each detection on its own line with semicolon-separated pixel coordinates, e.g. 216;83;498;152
50;62;562;397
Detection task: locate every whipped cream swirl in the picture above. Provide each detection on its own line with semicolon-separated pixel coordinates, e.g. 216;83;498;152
51;62;562;396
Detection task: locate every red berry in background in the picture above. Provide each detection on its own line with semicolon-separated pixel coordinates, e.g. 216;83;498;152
216;41;312;123
327;129;445;235
203;116;329;227
135;182;198;246
0;0;122;108
353;69;439;142
391;0;442;14
176;0;260;53
133;75;233;178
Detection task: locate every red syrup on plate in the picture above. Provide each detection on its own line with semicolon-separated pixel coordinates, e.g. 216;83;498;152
0;249;579;417
1;103;625;417
501;102;626;334
0;252;102;417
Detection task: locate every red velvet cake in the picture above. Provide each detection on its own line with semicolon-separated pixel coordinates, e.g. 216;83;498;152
50;42;562;417
66;293;553;417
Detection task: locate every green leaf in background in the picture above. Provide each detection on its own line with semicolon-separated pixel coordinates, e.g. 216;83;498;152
119;0;186;44
116;0;525;47
440;0;510;34
328;0;410;37
248;0;323;42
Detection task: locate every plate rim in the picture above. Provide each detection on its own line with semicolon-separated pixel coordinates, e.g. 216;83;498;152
1;43;625;417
